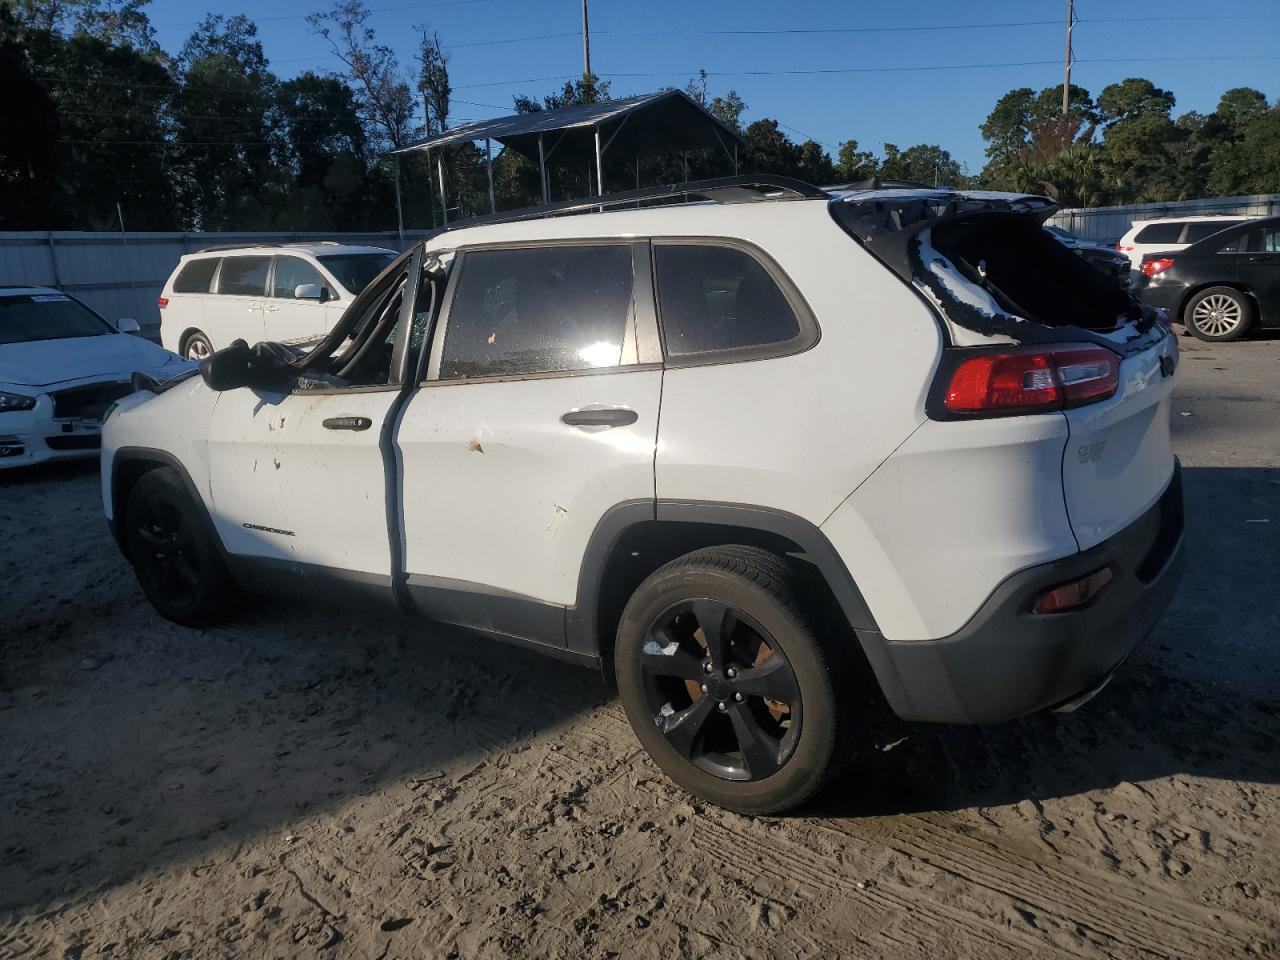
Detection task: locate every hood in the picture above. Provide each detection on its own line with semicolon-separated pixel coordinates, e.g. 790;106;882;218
0;333;177;387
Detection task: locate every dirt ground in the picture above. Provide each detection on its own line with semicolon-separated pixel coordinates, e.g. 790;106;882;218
2;334;1278;959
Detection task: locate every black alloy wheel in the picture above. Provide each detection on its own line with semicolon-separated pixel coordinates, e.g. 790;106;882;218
615;545;857;814
640;597;800;781
124;467;234;626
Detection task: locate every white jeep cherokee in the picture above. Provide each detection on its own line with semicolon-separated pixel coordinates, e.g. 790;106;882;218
101;178;1185;814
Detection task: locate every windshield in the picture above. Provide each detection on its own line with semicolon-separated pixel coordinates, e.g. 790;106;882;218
319;253;396;294
0;294;114;345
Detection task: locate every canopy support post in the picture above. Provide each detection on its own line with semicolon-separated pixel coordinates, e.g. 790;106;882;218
635;155;640;190
682;151;688;183
393;155;405;244
436;151;448;225
538;133;549;204
594;125;604;197
485;138;496;213
733;144;739;175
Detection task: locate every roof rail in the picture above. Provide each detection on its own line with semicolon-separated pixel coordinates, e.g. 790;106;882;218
433;175;828;236
827;177;934;191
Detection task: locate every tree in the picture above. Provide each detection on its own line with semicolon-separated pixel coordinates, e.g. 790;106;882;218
879;143;965;187
1096;78;1178;202
173;14;278;229
274;71;374;229
308;0;417;152
686;69;746;131
979;87;1034;181
416;29;449;136
10;0;158;50
834;139;877;181
0;6;59;227
742;118;802;176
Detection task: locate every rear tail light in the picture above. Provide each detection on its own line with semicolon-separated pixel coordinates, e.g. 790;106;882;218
1140;258;1174;278
157;297;169;308
1032;567;1113;614
942;346;1120;416
1117;244;1133;252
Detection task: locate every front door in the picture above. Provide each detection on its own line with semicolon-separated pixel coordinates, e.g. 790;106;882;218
1238;225;1280;322
397;241;663;642
266;255;336;346
205;248;426;580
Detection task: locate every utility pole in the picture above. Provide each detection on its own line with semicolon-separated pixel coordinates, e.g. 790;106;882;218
1062;0;1074;117
581;0;591;78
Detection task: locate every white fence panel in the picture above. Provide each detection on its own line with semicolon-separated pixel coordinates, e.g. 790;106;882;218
1047;194;1280;244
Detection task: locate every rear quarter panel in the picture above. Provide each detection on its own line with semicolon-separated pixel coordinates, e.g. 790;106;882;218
655;204;942;524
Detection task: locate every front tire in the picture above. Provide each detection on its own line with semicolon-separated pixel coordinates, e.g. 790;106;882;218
124;467;234;626
1184;286;1253;342
615;546;857;814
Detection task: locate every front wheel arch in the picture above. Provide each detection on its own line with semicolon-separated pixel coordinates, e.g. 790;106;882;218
112;449;227;562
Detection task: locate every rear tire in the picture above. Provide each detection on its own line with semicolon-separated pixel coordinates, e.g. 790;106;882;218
1184;286;1252;342
182;331;213;360
124;467;234;627
615;546;859;815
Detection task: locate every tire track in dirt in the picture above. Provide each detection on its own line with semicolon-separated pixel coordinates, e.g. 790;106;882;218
817;812;1262;958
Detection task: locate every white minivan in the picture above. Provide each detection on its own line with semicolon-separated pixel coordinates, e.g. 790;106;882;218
159;243;396;359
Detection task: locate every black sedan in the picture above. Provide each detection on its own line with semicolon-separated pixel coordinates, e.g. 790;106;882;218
1134;215;1279;341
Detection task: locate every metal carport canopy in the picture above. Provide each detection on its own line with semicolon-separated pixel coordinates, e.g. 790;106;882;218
390;89;747;223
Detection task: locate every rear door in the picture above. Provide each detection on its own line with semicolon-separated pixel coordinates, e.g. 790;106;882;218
266;255;334;346
396;241;662;639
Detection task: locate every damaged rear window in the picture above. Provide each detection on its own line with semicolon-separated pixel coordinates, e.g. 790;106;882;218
831;191;1143;341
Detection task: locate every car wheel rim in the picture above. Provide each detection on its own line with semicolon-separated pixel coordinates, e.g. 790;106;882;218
1192;294;1242;337
186;339;210;360
639;598;801;782
134;498;201;606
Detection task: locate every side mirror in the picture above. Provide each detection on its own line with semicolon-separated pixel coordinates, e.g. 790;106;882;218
199;339;300;393
117;317;141;334
294;283;323;300
199;340;254;391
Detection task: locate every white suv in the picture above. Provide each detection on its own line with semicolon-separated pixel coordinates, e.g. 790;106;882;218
159;242;396;359
1117;215;1251;273
102;178;1185;814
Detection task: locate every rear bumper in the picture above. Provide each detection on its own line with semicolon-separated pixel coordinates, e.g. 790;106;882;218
1133;278;1185;315
860;462;1184;724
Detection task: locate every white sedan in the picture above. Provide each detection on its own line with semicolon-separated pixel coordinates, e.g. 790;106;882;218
1;286;191;469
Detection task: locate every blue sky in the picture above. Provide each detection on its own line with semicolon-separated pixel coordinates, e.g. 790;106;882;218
145;0;1280;172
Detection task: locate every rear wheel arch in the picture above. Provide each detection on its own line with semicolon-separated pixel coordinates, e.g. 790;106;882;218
1178;282;1258;325
570;501;880;683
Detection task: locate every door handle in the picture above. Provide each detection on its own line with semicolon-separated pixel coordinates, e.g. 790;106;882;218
561;407;638;428
322;416;372;431
265;303;279;312
1247;255;1276;262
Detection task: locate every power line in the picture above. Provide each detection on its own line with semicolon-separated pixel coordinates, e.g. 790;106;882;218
453;55;1280;89
154;0;491;29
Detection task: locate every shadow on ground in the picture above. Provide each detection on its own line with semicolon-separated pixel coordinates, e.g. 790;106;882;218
2;462;1277;913
817;464;1280;817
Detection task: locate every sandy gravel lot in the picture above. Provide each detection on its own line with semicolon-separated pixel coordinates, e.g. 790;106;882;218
2;335;1278;959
